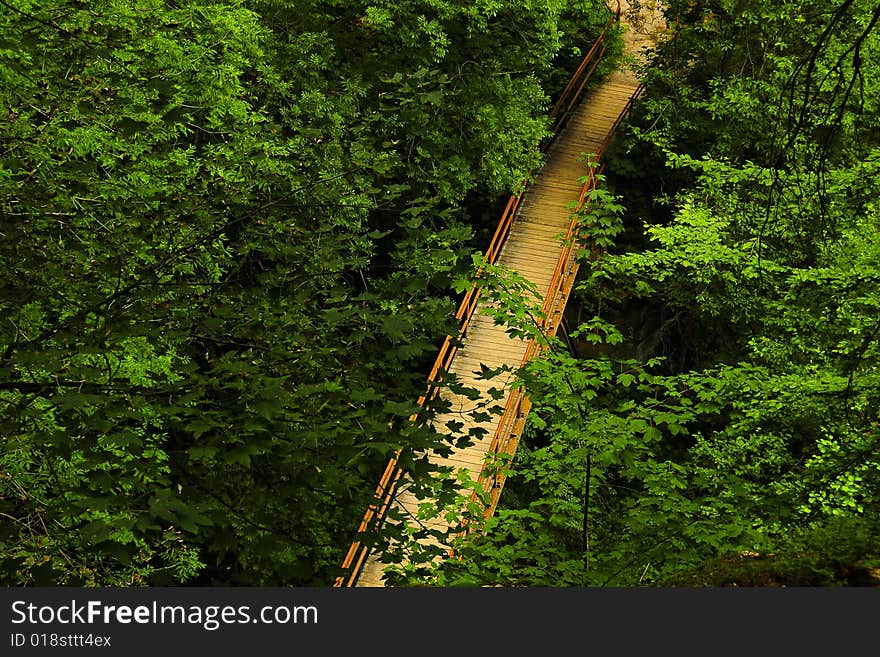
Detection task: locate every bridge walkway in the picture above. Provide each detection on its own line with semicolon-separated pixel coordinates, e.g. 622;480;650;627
338;9;647;587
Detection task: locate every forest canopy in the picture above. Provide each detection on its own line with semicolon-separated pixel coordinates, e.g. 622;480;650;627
2;0;878;589
0;0;615;585
419;0;880;587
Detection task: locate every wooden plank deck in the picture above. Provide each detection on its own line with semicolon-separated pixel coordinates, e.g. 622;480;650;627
354;68;642;587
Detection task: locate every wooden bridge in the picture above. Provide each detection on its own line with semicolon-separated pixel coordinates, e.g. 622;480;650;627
335;5;647;588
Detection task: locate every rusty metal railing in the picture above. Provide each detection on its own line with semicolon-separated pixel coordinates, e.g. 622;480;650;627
333;4;625;589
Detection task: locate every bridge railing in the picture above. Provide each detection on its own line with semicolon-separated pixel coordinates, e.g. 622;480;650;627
452;79;645;531
547;2;621;141
334;3;624;588
468;82;645;523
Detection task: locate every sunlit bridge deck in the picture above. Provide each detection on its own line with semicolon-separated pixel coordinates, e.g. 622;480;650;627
337;7;646;588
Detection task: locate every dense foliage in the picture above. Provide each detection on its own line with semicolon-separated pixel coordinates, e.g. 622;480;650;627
0;0;616;585
6;0;875;589
422;0;880;586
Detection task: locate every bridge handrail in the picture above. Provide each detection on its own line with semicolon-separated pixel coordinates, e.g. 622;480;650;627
334;3;623;588
469;82;646;523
